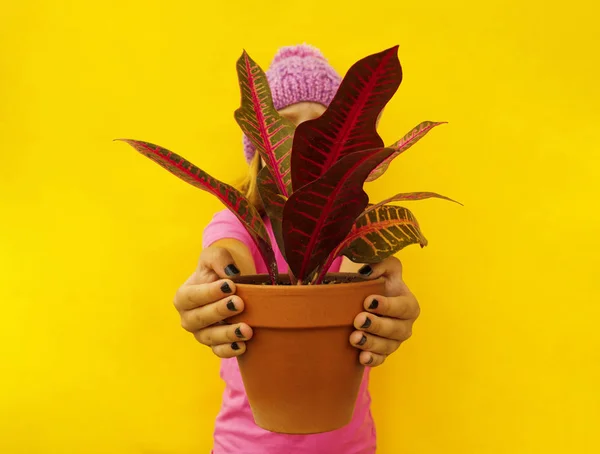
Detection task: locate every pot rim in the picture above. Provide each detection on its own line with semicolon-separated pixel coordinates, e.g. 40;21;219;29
228;272;386;327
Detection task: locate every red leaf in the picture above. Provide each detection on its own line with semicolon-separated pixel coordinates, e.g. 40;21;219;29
366;121;446;182
282;147;395;282
118;139;278;282
291;46;402;191
234;51;295;197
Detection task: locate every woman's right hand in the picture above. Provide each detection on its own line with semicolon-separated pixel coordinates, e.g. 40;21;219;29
173;245;254;358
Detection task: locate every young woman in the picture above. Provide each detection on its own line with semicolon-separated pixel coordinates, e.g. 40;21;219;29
173;44;421;454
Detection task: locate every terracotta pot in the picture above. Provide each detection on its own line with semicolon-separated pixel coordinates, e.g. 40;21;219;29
227;273;385;434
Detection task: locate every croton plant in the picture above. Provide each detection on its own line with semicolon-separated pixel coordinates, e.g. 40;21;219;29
119;46;459;285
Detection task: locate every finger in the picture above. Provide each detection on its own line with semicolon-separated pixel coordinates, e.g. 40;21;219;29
359;351;386;368
199;246;241;279
194;323;253;346
357;257;410;296
174;279;237;312
212;341;247;358
180;295;244;332
353;312;413;342
349;331;401;356
363;294;420;321
358;256;402;280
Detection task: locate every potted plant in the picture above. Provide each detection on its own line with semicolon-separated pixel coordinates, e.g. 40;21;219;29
118;45;458;434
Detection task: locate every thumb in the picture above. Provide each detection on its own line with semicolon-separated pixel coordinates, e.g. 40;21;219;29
199;246;241;279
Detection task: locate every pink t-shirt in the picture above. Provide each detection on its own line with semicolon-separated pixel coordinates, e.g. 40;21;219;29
202;209;376;454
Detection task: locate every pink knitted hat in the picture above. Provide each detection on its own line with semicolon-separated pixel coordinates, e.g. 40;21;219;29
243;44;342;163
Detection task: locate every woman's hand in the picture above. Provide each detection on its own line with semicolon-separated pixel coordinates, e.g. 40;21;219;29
173;244;254;358
349;257;420;367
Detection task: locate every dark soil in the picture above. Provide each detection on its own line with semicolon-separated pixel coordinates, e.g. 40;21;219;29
232;273;363;286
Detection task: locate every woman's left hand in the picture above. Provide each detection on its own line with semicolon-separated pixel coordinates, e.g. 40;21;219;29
349;256;420;367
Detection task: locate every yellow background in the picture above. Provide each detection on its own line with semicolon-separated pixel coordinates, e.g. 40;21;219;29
1;1;599;453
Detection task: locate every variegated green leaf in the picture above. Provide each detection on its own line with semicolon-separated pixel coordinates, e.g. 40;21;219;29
366;121;446;182
118;139;278;283
342;205;427;263
313;191;459;282
234;51;295;197
363;191;462;214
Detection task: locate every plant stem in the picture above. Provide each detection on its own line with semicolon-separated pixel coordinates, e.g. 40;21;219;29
314;252;337;284
266;261;279;285
288;268;298;285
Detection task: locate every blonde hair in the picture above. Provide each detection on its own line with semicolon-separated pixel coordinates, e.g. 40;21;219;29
236;152;264;213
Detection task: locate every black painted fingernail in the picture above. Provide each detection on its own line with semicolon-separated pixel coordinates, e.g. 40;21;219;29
358;335;367;346
365;355;374;365
226;300;237;311
231;342;240;351
368;299;379;310
358;265;373;276
361;317;372;329
235;327;244;338
221;282;232;293
225;264;240;276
